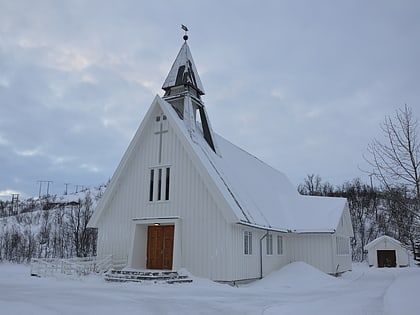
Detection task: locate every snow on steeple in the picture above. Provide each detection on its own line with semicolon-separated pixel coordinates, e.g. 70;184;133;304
162;30;217;154
162;40;205;97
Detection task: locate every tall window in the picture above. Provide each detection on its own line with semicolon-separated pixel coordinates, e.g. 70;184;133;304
157;168;162;200
149;167;171;202
149;169;154;202
336;236;350;256
266;234;273;255
244;231;252;255
277;235;283;255
165;167;170;200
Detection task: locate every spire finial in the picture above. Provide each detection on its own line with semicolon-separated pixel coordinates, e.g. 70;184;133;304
181;24;189;41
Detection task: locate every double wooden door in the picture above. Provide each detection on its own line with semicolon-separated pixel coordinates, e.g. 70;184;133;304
377;250;396;267
147;225;174;270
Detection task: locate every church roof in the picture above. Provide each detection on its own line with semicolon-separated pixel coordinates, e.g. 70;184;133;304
162;41;205;95
157;97;348;233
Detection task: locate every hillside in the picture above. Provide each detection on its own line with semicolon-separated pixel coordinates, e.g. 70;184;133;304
0;185;105;262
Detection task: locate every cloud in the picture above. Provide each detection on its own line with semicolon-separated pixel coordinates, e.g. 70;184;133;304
0;0;419;198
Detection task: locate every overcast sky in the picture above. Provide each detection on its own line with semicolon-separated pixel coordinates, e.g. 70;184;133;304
1;0;419;200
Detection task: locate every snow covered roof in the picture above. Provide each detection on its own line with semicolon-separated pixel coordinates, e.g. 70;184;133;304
162;42;205;95
364;235;405;250
158;97;347;233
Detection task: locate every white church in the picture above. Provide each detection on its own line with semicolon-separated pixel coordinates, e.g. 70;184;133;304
88;34;354;282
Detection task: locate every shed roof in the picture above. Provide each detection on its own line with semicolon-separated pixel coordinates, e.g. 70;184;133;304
365;235;406;250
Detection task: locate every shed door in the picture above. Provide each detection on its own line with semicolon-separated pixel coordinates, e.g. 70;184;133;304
147;225;174;270
377;250;396;267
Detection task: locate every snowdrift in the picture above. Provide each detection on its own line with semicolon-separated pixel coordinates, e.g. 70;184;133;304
251;261;340;290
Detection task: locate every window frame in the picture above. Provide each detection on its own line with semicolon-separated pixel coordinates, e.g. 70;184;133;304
148;166;171;203
244;231;252;255
277;235;283;255
266;234;273;255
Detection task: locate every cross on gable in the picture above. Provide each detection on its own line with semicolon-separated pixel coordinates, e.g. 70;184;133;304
154;113;168;164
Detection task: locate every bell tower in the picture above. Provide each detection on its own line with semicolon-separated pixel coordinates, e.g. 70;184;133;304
162;27;217;153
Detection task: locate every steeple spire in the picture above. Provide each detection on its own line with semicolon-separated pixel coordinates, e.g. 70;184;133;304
162;29;217;154
162;29;205;97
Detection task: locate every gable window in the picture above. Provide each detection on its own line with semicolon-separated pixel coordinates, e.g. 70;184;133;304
149;169;154;202
244;231;252;255
165;167;170;200
277;235;283;255
157;168;162;200
336;236;350;256
266;234;273;255
149;167;171;202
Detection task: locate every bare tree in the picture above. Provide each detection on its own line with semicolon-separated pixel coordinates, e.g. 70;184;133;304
365;105;420;256
366;105;420;198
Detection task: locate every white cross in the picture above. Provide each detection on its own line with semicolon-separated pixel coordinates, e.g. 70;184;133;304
154;114;168;164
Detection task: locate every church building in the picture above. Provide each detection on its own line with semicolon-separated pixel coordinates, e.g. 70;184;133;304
88;34;353;282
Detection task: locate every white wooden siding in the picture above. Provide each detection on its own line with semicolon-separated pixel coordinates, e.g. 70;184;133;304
288;233;334;274
96;106;242;280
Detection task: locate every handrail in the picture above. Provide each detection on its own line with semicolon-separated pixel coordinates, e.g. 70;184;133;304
30;255;115;277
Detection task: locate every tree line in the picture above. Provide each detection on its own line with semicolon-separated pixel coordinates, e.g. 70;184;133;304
0;191;99;263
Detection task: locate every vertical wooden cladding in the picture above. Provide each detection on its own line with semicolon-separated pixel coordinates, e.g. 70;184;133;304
95;107;239;280
161;125;238;280
289;234;333;274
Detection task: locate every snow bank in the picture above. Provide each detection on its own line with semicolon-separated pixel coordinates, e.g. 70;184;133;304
250;261;340;290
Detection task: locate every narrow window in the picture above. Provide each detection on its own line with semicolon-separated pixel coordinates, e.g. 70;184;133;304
277;235;283;255
165;167;170;200
244;231;252;255
149;169;154;201
336;236;350;256
266;234;273;255
157;168;162;200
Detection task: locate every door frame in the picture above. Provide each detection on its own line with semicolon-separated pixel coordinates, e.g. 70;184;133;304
377;249;397;268
129;217;181;270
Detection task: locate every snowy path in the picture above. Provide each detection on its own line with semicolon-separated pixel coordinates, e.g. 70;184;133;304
262;268;397;315
0;263;417;315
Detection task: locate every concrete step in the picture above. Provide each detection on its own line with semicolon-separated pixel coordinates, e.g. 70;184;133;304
104;269;193;284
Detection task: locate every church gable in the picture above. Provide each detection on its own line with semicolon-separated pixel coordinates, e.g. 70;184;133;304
89;95;239;228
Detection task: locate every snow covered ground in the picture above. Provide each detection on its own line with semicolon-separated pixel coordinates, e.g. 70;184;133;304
0;262;417;315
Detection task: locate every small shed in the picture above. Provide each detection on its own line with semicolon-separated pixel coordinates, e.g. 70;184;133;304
365;235;409;268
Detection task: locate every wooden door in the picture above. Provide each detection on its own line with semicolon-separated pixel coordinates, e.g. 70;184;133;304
147;225;174;270
377;250;396;267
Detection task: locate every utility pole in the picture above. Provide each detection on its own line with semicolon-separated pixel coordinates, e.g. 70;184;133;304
46;180;52;196
11;194;19;215
37;180;53;197
37;180;43;198
64;183;71;195
75;185;84;193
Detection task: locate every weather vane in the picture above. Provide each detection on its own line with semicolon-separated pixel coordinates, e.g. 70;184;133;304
181;24;189;41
